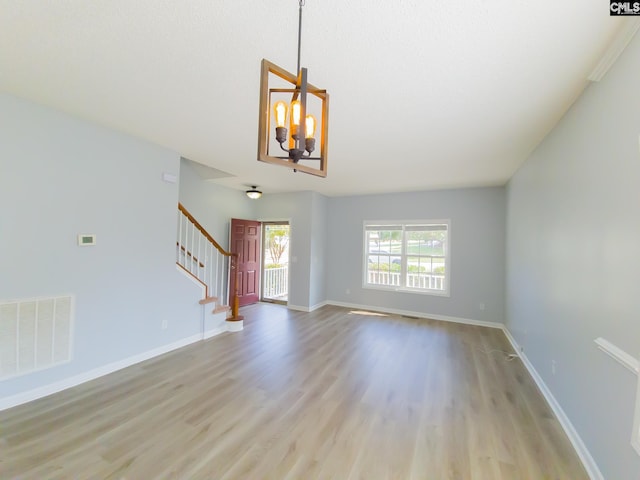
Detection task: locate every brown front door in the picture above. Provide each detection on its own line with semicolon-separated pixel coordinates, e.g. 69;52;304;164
230;218;261;306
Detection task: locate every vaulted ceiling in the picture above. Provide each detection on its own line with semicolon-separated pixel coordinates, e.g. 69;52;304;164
0;1;631;196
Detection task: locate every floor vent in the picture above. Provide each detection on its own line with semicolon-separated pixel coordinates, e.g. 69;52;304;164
0;295;73;380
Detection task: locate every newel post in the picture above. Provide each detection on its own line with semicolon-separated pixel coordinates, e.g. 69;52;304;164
230;253;240;320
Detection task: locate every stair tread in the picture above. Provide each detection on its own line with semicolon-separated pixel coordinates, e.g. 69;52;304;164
212;305;231;314
198;296;219;305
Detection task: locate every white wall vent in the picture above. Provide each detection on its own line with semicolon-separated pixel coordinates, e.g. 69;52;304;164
0;295;74;380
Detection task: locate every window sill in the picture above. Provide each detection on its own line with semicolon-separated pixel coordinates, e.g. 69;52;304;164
362;284;450;298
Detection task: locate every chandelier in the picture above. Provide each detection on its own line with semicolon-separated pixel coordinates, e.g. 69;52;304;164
257;0;329;177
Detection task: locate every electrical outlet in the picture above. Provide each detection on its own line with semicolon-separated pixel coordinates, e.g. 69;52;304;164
479;303;485;311
346;288;350;295
552;360;556;375
161;319;168;330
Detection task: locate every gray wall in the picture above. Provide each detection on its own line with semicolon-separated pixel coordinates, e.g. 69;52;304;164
326;187;506;323
178;159;255;250
255;191;328;310
309;192;328;308
505;33;640;479
0;94;202;399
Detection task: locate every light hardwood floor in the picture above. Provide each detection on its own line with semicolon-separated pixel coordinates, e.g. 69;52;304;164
0;304;588;479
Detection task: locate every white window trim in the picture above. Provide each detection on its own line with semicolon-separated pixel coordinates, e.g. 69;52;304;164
362;219;451;297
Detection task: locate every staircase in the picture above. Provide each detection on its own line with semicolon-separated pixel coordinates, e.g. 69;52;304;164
176;203;244;334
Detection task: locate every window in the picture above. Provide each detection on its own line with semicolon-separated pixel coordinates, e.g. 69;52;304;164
363;221;449;295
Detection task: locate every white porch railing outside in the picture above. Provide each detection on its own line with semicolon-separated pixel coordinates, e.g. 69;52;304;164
368;271;401;287
367;271;445;291
406;272;445;290
176;209;229;302
264;266;288;299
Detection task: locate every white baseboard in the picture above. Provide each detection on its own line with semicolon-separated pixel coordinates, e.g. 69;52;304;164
309;301;329;312
287;301;328;313
203;311;227;339
286;304;307;312
325;300;504;329
0;334;202;412
203;326;227;339
501;328;604;480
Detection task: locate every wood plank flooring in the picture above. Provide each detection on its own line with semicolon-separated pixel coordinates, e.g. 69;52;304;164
0;304;588;479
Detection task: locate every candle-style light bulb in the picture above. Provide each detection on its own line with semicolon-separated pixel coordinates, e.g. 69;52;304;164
290;100;301;138
273;101;287;128
305;115;316;139
304;114;317;154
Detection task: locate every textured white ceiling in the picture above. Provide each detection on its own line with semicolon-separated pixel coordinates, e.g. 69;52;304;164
0;1;628;196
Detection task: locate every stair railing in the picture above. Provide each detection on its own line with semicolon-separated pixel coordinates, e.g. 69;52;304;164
176;203;240;320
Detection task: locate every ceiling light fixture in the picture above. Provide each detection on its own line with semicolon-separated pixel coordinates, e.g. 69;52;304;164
245;186;263;200
257;0;329;177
